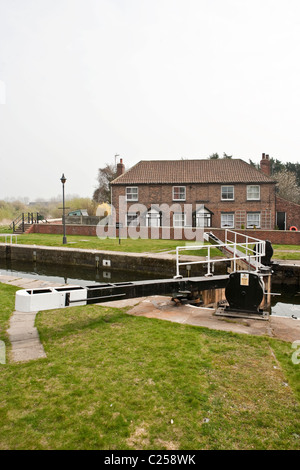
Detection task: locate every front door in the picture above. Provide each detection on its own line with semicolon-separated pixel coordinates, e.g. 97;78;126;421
276;212;286;230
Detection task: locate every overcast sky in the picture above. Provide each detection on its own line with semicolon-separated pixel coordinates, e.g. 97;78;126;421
1;0;300;201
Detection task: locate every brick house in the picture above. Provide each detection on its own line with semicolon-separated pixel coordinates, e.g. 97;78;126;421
110;154;298;231
275;196;300;230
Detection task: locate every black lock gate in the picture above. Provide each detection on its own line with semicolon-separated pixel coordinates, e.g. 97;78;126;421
224;271;265;314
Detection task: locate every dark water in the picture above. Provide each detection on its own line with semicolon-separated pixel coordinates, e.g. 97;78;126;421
270;284;300;319
0;259;165;287
1;260;300;319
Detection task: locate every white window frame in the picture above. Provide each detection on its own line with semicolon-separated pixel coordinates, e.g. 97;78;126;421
146;209;161;227
221;213;234;228
247;212;261;229
221;185;234;201
195;207;212;228
172;186;186;201
126;213;139;226
126;187;138;201
173;213;186;227
247;185;260;200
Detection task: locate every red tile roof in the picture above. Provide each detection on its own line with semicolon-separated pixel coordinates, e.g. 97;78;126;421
111;159;275;185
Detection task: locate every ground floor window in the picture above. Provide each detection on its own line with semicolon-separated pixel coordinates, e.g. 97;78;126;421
126;213;139;226
221;213;234;228
173;213;185;227
247;212;260;228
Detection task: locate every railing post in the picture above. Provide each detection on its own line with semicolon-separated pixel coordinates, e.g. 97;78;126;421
22;213;25;233
233;242;237;271
176;247;180;278
206;246;211;276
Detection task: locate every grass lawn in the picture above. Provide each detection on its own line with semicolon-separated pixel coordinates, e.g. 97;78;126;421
272;245;300;260
1;225;300;259
1;228;300;260
1;231;225;258
0;283;299;450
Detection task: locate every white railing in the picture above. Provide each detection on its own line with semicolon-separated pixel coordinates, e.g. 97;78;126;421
174;230;266;278
0;234;18;244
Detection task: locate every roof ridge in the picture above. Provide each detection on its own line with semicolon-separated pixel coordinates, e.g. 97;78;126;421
111;158;275;185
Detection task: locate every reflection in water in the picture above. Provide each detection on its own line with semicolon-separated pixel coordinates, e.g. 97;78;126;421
270;284;300;319
0;259;165;287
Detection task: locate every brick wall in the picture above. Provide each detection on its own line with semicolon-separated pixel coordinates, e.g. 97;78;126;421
31;223;300;244
32;224;98;236
276;196;300;230
111;182;276;229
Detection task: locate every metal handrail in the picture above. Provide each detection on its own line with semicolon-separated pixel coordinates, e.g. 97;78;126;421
10;212;40;232
175;230;266;278
9;214;23;229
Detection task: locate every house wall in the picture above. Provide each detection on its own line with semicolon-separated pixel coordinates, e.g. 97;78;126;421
111;182;276;229
276;196;300;230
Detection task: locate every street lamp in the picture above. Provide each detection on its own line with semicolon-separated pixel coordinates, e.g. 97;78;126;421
60;173;67;244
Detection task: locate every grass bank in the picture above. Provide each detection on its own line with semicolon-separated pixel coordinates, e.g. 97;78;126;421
1;229;300;260
1;231;224;258
0;283;299;450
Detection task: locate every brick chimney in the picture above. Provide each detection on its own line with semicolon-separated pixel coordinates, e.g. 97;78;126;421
260;153;271;176
116;158;125;177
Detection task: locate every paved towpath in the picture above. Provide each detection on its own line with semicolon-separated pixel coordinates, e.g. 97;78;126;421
0;275;64;363
99;295;300;343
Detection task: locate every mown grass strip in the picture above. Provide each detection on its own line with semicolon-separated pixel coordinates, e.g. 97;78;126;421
0;283;299;450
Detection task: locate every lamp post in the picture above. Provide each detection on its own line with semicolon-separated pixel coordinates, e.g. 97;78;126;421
60;173;67;244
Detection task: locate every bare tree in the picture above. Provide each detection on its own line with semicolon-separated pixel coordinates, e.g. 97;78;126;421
93;164;117;204
274;169;300;204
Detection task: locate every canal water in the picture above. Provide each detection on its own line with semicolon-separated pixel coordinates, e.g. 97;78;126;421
0;259;166;286
1;260;299;319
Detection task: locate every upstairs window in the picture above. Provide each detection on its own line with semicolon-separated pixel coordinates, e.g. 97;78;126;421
221;186;234;200
173;186;186;201
126;187;138;201
247;185;260;200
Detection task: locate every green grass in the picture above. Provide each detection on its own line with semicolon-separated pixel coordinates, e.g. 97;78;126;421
1;231;224;257
0;225;13;234
1;225;300;259
272;245;300;260
0;283;299;450
0;283;19;345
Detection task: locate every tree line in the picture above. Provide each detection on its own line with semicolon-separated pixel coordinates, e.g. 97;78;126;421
249;157;300;204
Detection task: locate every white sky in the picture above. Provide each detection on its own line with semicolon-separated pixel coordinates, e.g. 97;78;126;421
1;0;300;201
